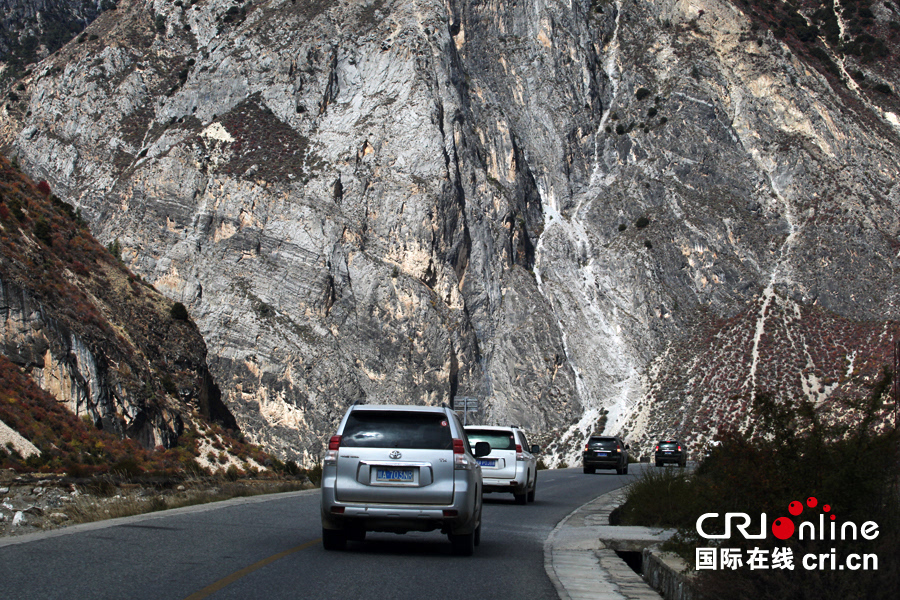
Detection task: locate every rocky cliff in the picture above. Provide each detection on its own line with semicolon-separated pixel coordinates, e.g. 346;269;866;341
2;0;899;465
0;0;110;80
0;154;237;451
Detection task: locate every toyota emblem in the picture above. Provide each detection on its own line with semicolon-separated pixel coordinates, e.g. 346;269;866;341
389;450;402;460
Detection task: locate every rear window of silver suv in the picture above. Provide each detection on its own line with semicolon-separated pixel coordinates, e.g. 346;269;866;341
341;410;453;449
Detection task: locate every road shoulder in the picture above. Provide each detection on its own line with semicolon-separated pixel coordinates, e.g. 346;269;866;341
544;488;673;600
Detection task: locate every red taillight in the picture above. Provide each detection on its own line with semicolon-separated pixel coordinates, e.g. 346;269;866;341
330;506;345;514
655;445;659;451
516;444;525;461
453;439;471;469
443;510;458;517
584;444;589;452
616;445;621;452
324;435;342;465
677;445;682;451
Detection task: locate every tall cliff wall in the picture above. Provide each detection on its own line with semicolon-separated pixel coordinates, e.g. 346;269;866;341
2;0;899;464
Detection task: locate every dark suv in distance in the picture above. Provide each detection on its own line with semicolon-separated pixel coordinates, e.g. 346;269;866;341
654;440;687;467
582;435;630;475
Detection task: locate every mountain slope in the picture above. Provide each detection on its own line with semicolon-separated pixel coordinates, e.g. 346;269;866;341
1;0;899;463
0;153;237;455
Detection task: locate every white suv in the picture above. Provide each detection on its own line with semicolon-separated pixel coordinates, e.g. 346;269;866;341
321;404;490;555
464;425;539;505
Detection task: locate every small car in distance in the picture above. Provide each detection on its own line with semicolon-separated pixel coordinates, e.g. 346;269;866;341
464;425;539;505
321;404;491;555
655;439;687;467
582;435;629;475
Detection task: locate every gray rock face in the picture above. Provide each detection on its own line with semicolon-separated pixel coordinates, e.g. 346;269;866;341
2;0;899;464
0;276;188;449
0;0;106;77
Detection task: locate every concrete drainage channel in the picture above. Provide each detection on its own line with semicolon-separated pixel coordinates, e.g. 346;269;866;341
543;489;696;600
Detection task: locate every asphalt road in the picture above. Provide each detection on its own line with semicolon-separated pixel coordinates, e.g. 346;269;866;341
0;467;638;600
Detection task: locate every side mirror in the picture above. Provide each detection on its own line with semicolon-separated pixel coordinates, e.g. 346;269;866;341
531;445;540;454
474;441;492;458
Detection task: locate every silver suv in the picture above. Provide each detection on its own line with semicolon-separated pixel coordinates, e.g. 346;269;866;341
464;425;539;505
320;404;490;555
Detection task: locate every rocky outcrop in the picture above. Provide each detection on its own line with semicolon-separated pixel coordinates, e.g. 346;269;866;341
0;0;107;79
2;0;899;464
0;155;236;450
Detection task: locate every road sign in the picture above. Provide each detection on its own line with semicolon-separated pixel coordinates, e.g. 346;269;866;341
453;396;479;411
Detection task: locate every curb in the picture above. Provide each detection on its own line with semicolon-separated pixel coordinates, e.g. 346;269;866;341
544;488;673;600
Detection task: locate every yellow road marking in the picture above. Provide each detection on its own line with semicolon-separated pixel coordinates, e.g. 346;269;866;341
183;538;321;600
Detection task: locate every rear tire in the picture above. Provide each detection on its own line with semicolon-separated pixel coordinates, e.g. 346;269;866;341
450;530;475;556
583;467;595;474
623;463;629;475
615;465;624;475
474;522;482;547
655;461;663;467
514;491;527;505
527;476;536;503
322;528;347;551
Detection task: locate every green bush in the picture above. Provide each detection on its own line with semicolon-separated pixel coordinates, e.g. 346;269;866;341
635;87;652;101
225;464;241;481
635;216;650;228
170;302;189;321
107;238;121;261
110;458;142;478
161;375;178;396
615;467;696;527
34;218;52;246
617;383;899;599
305;464;323;486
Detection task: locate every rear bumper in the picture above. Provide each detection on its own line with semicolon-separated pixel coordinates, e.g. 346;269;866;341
321;472;480;534
582;454;623;469
655;453;685;464
482;470;528;494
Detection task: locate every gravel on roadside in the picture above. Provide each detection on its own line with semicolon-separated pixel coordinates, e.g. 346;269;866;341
0;469;313;538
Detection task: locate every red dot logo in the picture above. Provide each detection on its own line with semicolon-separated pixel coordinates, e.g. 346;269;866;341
772;517;795;540
830;515;836;521
823;504;831;512
788;501;803;516
806;497;818;508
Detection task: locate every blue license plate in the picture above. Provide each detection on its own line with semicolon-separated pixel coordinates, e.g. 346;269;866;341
597;452;608;456
477;459;496;467
664;451;673;454
376;468;414;482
